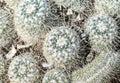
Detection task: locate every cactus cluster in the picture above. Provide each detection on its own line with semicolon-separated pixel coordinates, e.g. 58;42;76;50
0;0;120;83
42;68;70;83
95;0;120;17
0;8;14;48
43;26;80;67
0;55;5;76
84;13;118;51
14;0;49;44
8;53;39;83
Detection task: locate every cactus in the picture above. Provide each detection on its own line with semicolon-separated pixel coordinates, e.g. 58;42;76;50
43;26;80;67
0;7;14;48
84;13;118;52
42;68;70;83
72;50;120;83
95;0;120;17
8;53;39;83
51;0;93;13
14;0;49;44
0;54;5;76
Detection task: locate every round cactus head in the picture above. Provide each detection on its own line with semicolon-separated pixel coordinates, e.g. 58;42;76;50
43;26;80;67
84;13;118;51
8;53;39;83
95;0;120;17
42;68;70;83
0;54;5;76
0;8;14;48
14;0;49;44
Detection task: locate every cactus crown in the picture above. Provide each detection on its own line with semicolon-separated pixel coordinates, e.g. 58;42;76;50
16;0;48;24
42;68;70;83
43;26;80;66
8;53;39;83
84;13;118;51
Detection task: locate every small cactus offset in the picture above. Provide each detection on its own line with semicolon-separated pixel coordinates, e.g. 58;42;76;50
95;0;120;17
0;54;5;76
0;7;14;48
42;68;70;83
84;13;118;52
43;26;80;67
72;50;120;83
8;53;39;83
14;0;49;44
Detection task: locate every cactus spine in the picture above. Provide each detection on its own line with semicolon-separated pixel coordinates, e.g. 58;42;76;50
95;0;120;17
0;7;14;48
51;0;93;15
